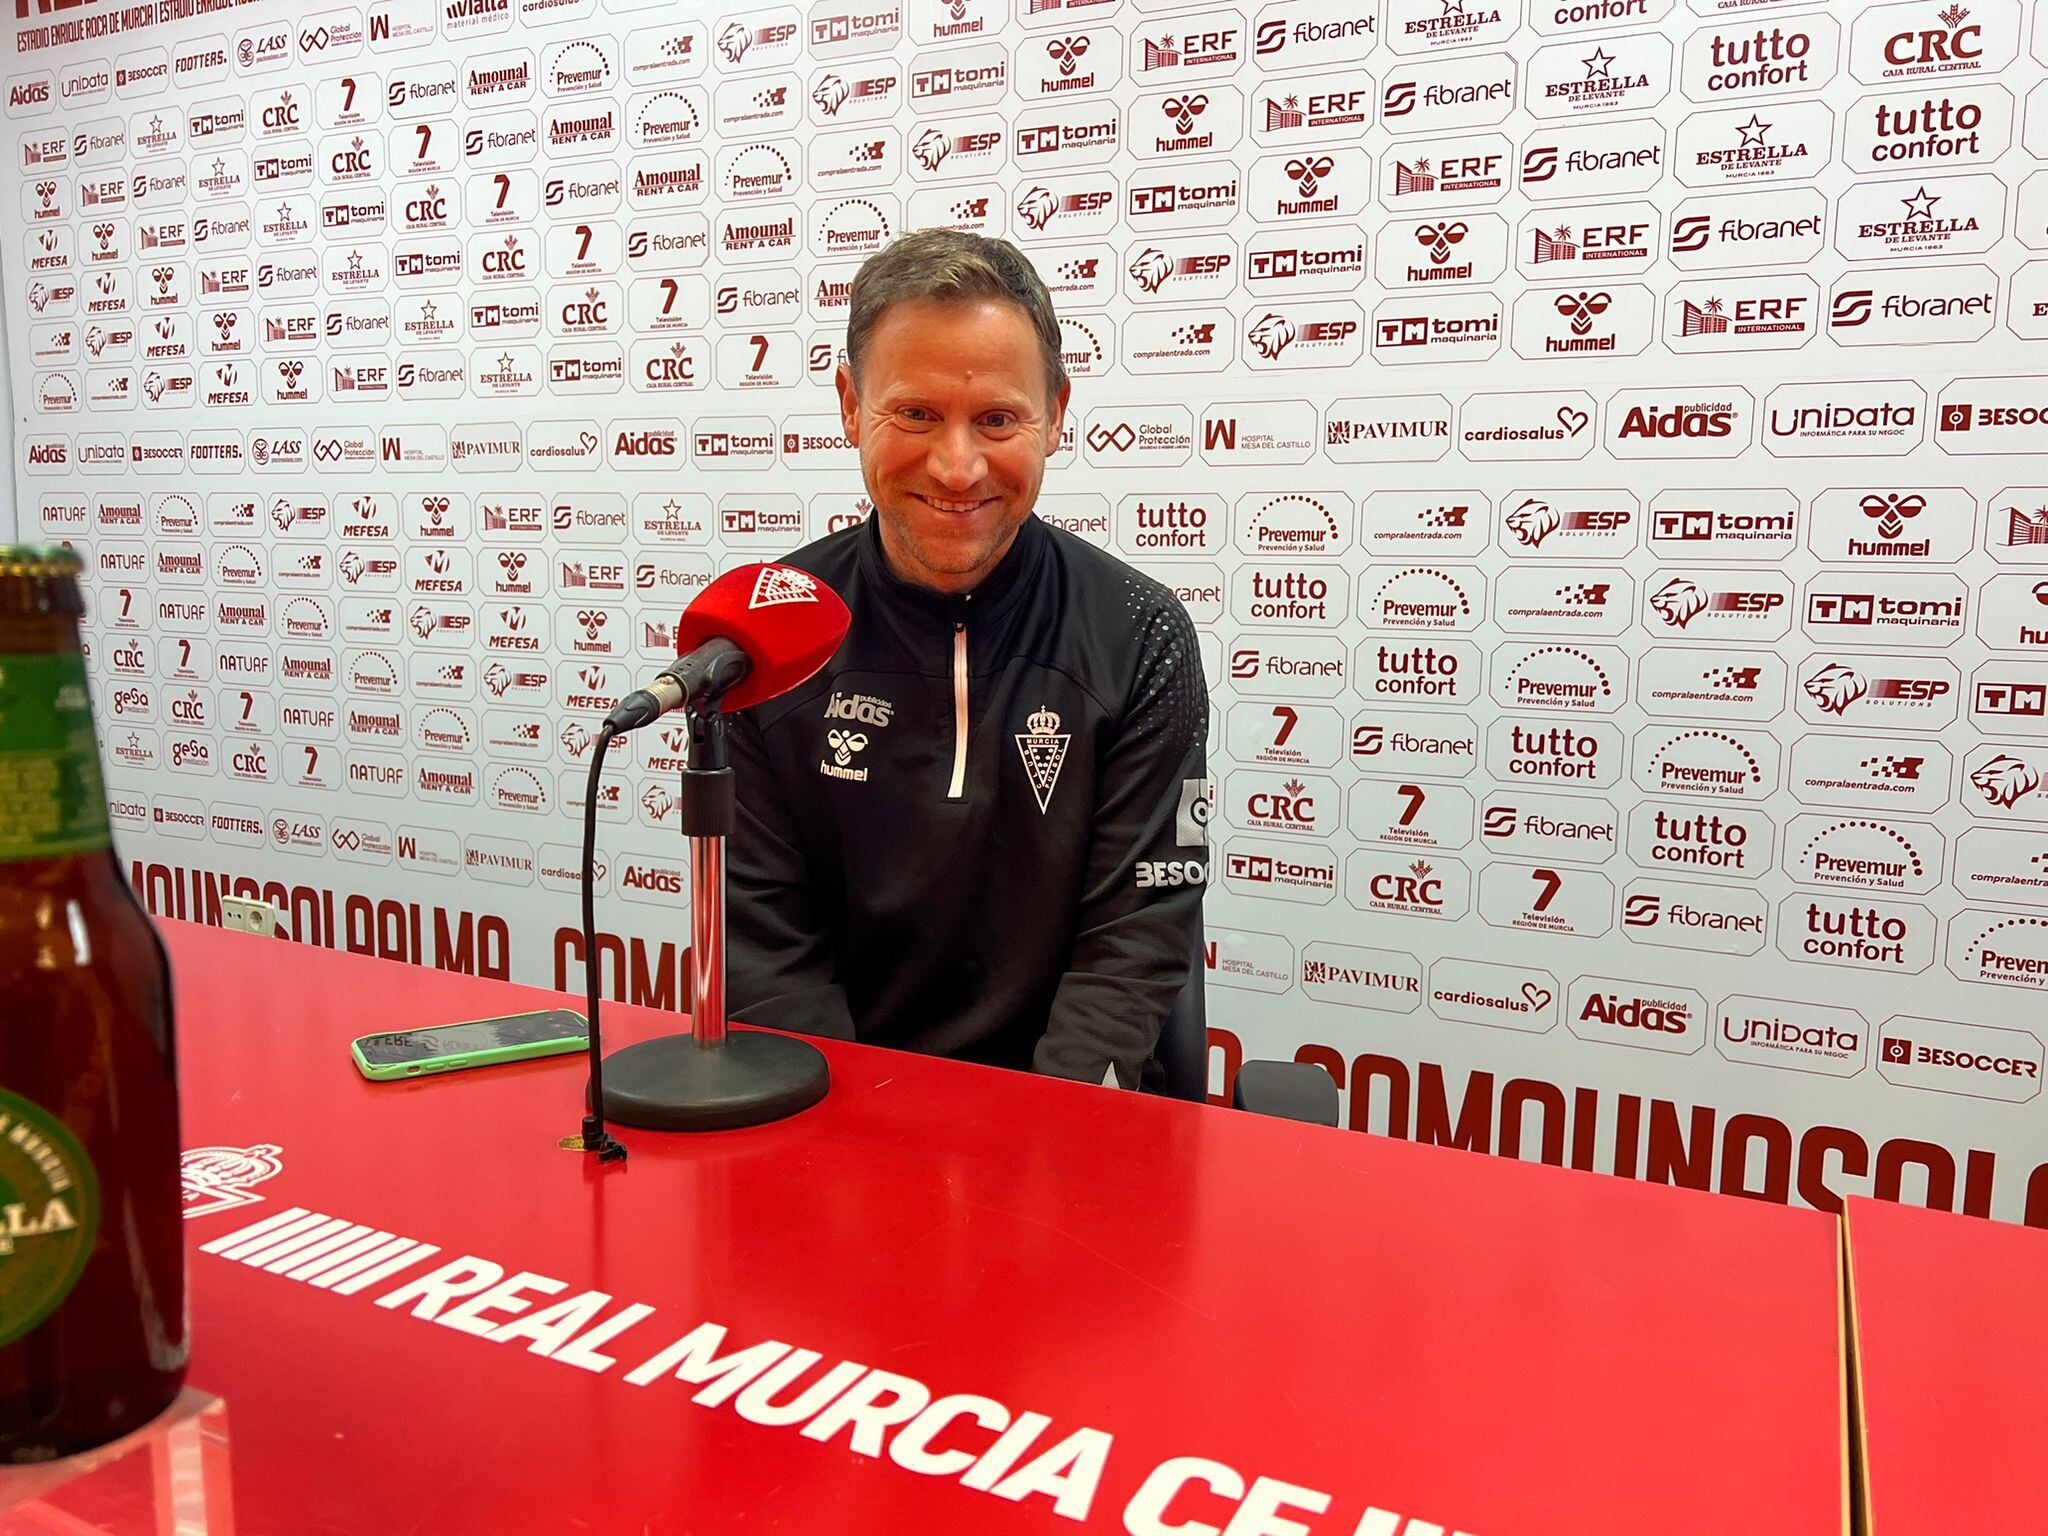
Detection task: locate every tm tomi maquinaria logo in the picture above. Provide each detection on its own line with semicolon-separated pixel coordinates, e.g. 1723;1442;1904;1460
1971;753;2041;808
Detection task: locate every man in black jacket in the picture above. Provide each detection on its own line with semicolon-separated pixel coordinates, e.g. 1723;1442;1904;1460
725;228;1210;1091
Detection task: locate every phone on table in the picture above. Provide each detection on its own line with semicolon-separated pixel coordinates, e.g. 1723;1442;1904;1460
350;1009;589;1082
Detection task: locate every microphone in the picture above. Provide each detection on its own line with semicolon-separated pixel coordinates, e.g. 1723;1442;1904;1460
603;563;852;732
571;561;849;1160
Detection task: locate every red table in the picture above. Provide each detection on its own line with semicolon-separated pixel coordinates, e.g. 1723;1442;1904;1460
1846;1195;2048;1532
77;922;1853;1533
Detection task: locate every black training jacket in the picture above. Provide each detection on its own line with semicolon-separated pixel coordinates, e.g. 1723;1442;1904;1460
725;512;1210;1091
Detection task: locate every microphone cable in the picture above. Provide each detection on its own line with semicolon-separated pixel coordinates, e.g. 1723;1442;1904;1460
574;720;628;1163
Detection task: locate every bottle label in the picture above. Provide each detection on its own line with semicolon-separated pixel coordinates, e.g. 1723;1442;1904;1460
0;650;112;864
0;1088;102;1346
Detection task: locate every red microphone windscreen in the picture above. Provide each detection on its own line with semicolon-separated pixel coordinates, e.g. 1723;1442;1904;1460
672;563;851;711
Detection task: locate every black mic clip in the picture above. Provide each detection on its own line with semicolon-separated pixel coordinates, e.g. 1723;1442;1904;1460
603;637;752;734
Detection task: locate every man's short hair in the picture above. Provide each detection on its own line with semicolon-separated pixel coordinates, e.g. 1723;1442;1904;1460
844;228;1067;408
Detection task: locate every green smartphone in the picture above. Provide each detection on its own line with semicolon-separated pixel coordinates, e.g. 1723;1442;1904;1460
349;1009;590;1082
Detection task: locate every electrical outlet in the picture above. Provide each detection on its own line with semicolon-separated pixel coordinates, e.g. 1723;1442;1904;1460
221;897;281;939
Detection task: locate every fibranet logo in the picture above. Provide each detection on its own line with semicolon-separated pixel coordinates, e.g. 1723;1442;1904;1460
1252;1;1376;67
1518;118;1664;200
1668;186;1826;271
1226;636;1347;697
1382;55;1515;139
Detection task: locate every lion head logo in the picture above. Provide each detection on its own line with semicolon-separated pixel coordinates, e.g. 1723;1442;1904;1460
1016;185;1058;231
339;549;364;585
716;20;751;62
1248;312;1295;359
641;783;675;819
1128;247;1172;294
483;661;510;698
560;721;593;758
1803;663;1867;717
1648;578;1708;629
912;128;951;171
811;74;849;116
1971;754;2040;808
1504;498;1561;548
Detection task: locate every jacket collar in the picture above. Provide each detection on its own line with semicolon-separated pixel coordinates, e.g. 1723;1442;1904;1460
855;510;1049;628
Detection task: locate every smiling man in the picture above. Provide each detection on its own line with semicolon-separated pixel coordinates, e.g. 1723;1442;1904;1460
724;228;1211;1091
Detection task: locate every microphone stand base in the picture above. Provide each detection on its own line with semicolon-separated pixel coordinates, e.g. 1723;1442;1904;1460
596;1030;829;1131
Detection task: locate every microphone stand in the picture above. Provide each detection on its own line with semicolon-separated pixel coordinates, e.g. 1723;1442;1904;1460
586;693;831;1134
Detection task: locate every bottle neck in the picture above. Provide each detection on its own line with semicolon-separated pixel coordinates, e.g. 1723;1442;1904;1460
0;608;113;868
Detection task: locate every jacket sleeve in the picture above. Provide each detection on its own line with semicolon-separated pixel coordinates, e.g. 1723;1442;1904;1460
724;711;859;1041
1034;596;1209;1089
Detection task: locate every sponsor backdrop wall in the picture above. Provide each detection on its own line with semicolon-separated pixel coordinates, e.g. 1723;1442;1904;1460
12;0;2048;1221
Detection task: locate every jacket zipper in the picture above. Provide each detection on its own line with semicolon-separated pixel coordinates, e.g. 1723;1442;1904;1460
946;615;968;800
